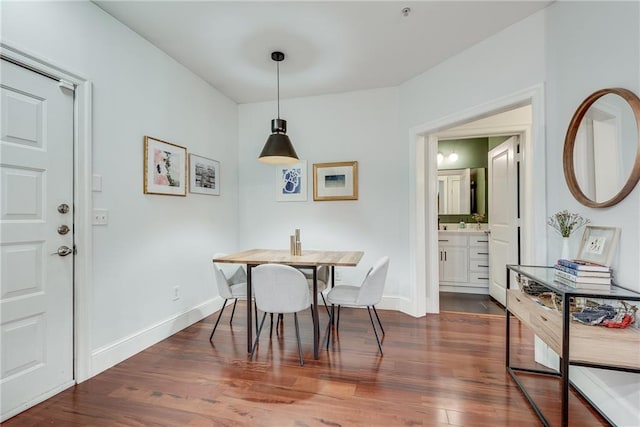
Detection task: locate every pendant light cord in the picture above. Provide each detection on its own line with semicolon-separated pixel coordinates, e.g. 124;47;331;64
276;60;280;119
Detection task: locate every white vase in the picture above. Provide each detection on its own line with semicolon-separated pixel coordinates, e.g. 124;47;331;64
561;237;570;260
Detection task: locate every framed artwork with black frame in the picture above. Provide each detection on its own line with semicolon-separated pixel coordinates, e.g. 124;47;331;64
189;153;220;196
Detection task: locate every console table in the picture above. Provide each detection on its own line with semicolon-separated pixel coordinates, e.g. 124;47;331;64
505;265;640;426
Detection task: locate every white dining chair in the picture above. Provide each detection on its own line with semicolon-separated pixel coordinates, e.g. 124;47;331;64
209;253;256;342
270;265;330;336
301;265;330;314
249;264;311;365
325;256;390;355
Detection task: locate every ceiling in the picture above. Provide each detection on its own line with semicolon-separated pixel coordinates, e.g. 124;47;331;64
94;1;552;104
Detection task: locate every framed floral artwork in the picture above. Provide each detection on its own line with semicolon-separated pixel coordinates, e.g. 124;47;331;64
143;136;187;196
276;160;307;201
575;225;621;267
313;161;358;201
189;154;220;196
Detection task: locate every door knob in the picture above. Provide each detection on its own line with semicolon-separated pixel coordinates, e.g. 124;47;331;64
52;246;73;256
57;203;70;214
58;225;70;235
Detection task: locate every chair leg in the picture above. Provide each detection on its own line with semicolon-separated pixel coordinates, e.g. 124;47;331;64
229;298;238;324
209;299;227;341
367;306;383;355
336;305;341;331
269;313;274;338
277;313;283;330
326;304;335;350
250;312;268;360
320;292;330;316
294;313;304;366
254;301;259;332
372;305;385;335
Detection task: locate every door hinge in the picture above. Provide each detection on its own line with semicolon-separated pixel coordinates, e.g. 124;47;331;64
59;79;75;91
515;152;522;162
515;218;521;227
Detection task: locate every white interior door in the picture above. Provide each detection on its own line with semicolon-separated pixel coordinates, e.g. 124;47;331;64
1;59;75;421
487;136;518;306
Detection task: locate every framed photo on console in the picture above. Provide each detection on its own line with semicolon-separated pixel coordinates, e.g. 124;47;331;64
575;225;620;267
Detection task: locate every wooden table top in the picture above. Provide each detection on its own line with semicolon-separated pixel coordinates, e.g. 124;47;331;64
213;249;364;267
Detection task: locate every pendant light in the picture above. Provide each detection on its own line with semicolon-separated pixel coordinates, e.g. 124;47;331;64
258;51;299;165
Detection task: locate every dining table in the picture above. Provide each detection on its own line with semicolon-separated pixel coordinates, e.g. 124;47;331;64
212;249;364;359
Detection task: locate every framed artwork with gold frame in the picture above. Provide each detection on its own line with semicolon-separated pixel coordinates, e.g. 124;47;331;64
143;136;187;196
313;161;358;201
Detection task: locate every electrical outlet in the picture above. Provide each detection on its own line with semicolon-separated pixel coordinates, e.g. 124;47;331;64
172;285;180;301
335;270;342;282
92;209;108;225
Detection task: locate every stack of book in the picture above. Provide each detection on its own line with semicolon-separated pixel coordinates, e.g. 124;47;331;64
554;259;612;290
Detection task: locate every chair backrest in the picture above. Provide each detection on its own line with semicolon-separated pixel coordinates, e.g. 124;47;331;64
251;264;311;314
212;253;232;299
356;256;390;306
300;265;329;285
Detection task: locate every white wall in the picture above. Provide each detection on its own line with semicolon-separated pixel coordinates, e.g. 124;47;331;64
545;1;640;288
2;1;239;375
238;88;408;305
544;2;640;425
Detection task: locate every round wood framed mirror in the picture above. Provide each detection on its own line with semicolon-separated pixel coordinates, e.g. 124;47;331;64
563;88;640;208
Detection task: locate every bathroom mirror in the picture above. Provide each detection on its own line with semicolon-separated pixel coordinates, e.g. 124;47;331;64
437;168;486;215
563;88;640;207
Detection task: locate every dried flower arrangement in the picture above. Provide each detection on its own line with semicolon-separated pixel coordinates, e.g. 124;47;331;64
547;210;590;238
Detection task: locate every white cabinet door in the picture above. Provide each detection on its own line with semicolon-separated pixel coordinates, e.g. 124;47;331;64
440;246;468;283
1;59;74;421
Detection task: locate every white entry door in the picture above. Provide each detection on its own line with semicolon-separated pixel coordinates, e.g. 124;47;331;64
1;59;75;421
487;136;518;306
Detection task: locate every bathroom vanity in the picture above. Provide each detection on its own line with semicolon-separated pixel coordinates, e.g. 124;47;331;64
438;228;489;294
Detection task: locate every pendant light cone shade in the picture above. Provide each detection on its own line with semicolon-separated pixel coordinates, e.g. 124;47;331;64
258;51;299;165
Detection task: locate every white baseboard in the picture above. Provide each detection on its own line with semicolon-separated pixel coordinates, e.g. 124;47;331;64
379;295;417;317
570;367;639;426
439;285;489;295
90;297;222;378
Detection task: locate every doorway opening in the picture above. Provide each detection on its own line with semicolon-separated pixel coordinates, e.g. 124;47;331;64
412;85;547;316
434;124;525;314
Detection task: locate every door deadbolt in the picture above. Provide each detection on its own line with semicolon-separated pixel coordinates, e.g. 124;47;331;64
52;246;73;256
58;225;70;235
57;203;70;214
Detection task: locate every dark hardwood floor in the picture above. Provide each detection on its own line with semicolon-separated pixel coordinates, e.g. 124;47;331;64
439;292;505;316
5;303;606;426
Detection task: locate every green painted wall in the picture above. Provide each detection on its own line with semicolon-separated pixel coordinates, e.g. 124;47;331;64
438;138;489;223
438;137;488;169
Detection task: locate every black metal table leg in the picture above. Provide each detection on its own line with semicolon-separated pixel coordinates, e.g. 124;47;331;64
561;292;571;427
313;266;319;359
247;264;253;354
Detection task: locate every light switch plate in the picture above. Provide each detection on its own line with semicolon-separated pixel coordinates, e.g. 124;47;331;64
92;174;102;192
